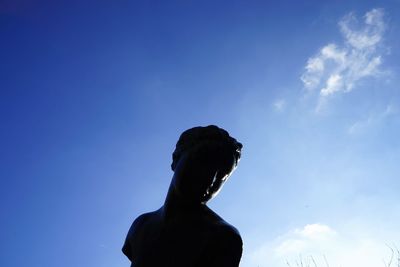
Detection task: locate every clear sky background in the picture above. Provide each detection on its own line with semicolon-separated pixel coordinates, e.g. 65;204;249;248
1;1;400;267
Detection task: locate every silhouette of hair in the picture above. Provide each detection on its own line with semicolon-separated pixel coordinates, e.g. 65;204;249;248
171;125;243;173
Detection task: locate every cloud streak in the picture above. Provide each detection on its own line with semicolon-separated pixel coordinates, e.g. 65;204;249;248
348;104;398;134
301;8;387;109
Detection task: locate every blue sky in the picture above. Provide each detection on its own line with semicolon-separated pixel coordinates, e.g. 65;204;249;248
1;1;400;267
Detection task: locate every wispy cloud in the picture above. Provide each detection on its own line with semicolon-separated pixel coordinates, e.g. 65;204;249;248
301;8;387;110
273;99;286;112
249;223;395;267
348;104;398;134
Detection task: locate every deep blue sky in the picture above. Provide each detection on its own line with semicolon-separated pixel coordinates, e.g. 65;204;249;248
1;1;400;267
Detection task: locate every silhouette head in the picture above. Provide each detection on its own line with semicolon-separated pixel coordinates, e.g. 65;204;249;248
170;125;242;204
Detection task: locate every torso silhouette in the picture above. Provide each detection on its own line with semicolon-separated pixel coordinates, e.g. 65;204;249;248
123;205;242;267
122;125;243;267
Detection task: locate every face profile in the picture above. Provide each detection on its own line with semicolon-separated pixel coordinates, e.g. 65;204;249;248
122;125;243;267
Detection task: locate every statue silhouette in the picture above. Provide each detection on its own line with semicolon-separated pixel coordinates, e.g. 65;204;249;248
122;125;243;267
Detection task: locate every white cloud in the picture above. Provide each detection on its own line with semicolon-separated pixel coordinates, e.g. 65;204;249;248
321;73;343;96
340;9;385;50
273;224;337;258
248;223;395;267
296;223;336;240
301;8;387;109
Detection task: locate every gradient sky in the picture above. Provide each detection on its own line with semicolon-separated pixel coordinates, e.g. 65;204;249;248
1;1;400;267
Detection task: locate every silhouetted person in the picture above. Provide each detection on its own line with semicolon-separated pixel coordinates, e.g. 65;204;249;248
122;125;243;267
